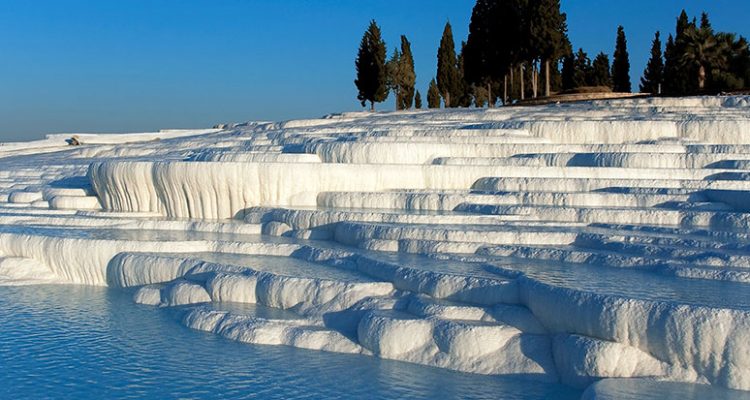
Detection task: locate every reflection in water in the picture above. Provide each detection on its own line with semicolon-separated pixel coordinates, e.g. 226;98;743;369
180;252;375;282
585;378;750;400
0;285;580;399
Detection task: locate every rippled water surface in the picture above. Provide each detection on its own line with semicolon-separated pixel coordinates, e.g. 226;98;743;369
0;285;581;399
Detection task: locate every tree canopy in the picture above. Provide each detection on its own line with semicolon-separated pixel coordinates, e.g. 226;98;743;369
356;4;750;108
437;22;462;107
386;35;417;110
663;10;750;94
354;20;388;110
612;26;631;92
590;53;612;87
640;31;664;94
427;79;441;108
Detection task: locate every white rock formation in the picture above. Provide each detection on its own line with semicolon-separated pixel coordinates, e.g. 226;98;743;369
1;96;750;396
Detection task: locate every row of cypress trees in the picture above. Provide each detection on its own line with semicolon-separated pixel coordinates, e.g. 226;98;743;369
560;26;631;93
462;0;569;105
354;21;421;111
428;0;572;108
354;0;621;109
355;6;750;110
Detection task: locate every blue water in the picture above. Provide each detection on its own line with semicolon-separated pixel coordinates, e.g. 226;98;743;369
0;285;581;399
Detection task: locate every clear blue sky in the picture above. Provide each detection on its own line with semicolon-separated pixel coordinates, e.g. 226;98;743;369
0;0;747;141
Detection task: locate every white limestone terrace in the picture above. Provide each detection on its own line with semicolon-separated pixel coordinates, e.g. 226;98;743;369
1;96;750;398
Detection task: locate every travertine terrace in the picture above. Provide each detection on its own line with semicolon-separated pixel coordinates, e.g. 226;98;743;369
2;96;750;397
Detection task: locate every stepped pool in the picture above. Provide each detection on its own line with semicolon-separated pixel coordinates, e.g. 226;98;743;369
0;285;580;399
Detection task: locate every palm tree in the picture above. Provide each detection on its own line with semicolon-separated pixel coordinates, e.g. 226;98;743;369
679;27;727;91
711;33;750;90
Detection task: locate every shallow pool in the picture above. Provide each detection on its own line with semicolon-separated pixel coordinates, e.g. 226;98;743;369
0;285;581;399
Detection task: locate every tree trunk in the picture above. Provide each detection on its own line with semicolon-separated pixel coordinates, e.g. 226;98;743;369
444;92;450;108
370;100;375;112
504;75;508;105
545;59;551;97
698;64;706;90
520;64;525;101
532;64;538;98
510;67;514;102
487;82;492;108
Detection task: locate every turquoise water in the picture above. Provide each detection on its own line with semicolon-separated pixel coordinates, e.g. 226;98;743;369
0;286;581;399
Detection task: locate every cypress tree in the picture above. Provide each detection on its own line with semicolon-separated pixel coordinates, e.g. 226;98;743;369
463;0;486;102
529;0;568;96
664;10;693;95
573;48;590;88
590;53;612;87
414;90;423;109
399;36;416;109
386;36;417;110
437;22;461;108
640;31;664;94
457;42;473;107
354;20;388;111
506;0;531;101
675;12;697;94
663;33;679;94
548;60;564;92
700;12;713;34
427;79;441;108
386;48;401;110
612;25;631;92
676;10;691;37
561;53;575;90
507;0;528;100
464;0;502;106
